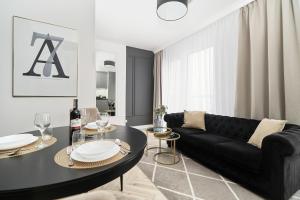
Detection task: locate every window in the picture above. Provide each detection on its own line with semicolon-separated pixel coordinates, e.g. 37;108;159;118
161;11;238;116
186;47;216;113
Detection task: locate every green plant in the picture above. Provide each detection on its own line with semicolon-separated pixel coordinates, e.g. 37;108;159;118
154;105;168;117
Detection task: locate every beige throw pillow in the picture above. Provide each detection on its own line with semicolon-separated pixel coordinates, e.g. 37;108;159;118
182;111;206;130
248;118;287;148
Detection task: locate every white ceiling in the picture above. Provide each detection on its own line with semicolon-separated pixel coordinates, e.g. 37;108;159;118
95;0;253;52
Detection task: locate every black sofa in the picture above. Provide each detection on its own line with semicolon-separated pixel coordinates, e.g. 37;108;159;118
164;112;300;200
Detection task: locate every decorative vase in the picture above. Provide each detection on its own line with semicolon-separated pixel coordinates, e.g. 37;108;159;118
153;114;165;132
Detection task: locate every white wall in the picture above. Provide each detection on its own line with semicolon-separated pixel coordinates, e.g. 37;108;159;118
95;39;126;125
0;0;95;135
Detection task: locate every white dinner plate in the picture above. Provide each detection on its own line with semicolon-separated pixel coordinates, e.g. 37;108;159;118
84;122;112;130
76;141;117;156
0;134;33;145
0;135;39;151
84;122;97;130
71;141;120;162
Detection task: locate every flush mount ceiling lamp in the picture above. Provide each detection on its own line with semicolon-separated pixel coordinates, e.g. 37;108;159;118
157;0;188;21
104;60;115;67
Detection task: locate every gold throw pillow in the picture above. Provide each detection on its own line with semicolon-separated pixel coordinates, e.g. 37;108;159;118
182;111;206;130
248;118;287;148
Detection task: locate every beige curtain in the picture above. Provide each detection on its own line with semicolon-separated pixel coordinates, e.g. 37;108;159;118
153;51;163;110
235;0;300;124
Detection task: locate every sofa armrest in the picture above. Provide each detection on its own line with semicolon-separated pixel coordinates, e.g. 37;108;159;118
164;113;184;128
262;127;300;157
261;127;300;200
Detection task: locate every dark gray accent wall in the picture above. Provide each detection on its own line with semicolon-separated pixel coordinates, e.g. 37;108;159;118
126;47;154;126
108;72;116;101
96;72;107;89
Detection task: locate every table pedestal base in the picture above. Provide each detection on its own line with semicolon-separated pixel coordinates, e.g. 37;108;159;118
120;175;123;191
153;140;180;165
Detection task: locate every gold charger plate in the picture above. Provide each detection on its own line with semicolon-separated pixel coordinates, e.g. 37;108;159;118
0;136;57;159
54;139;130;169
82;125;117;136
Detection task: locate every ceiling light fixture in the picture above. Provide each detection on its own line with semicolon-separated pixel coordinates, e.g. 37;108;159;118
104;60;115;67
157;0;188;21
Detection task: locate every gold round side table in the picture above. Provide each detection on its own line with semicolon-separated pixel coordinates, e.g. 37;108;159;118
153;132;181;165
145;127;172;151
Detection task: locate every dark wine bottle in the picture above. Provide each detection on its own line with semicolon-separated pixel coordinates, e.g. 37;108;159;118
69;99;81;143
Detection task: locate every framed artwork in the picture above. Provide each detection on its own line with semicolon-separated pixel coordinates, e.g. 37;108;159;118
13;16;78;97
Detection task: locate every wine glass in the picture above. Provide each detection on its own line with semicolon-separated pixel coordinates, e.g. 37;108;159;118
96;112;109;140
34;113;51;149
72;130;85;150
43;126;53;141
80;108;88;128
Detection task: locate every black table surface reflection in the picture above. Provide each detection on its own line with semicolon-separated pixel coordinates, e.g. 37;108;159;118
0;126;146;200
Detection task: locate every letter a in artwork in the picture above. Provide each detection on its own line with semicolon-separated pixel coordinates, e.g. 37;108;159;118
23;32;69;78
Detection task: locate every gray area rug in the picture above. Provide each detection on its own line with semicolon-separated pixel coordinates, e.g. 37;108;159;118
138;129;300;200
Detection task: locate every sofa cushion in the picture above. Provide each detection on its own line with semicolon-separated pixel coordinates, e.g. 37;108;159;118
215;141;262;173
173;128;231;152
205;114;260;142
182;111;206;130
173;127;205;135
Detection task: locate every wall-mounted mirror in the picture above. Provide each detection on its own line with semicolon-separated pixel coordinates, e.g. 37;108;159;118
96;51;116;116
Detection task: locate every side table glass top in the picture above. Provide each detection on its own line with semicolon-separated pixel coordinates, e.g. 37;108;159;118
154;132;180;141
146;127;172;138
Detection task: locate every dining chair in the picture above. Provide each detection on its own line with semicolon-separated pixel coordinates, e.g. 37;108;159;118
82;107;98;123
96;99;110;112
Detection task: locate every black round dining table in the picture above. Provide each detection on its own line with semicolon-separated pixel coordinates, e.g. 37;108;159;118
0;125;147;200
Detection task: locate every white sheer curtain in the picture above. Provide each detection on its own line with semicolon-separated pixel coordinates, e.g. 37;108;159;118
162;11;239;116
